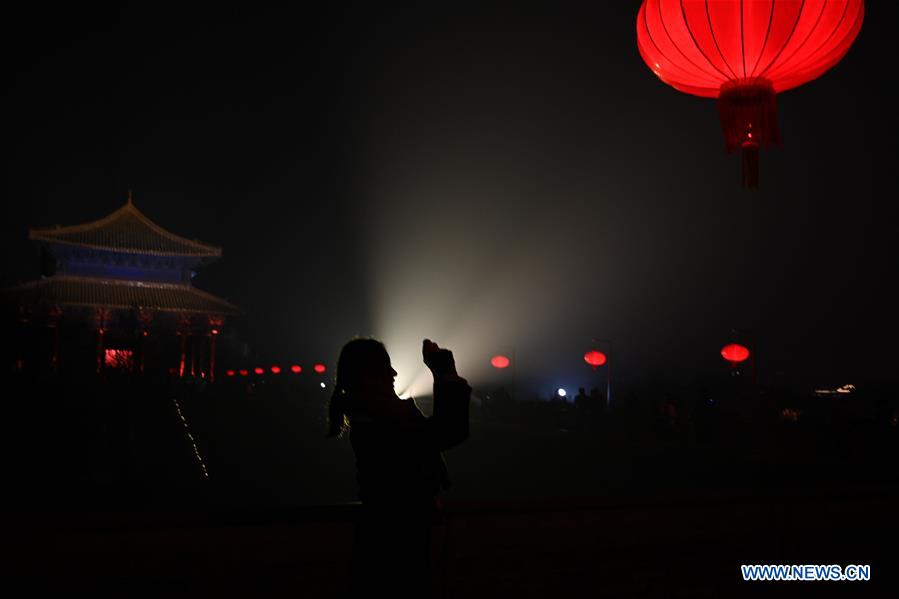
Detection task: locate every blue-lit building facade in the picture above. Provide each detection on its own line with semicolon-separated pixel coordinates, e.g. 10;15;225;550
6;196;239;380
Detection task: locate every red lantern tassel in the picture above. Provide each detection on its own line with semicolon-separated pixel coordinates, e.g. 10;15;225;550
741;140;759;188
717;78;780;188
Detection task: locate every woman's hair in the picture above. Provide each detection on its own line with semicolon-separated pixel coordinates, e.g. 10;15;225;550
327;337;390;438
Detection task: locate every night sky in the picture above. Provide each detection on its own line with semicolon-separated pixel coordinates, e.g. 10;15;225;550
5;3;897;395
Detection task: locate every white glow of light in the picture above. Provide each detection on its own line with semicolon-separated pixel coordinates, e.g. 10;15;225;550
394;367;433;401
320;382;326;389
364;158;605;400
557;388;567;397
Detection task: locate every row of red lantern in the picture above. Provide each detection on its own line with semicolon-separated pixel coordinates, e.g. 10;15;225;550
225;363;327;377
226;344;749;378
490;350;610;370
489;344;749;370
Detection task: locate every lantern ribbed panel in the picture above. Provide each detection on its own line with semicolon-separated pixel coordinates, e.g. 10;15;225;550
637;0;864;98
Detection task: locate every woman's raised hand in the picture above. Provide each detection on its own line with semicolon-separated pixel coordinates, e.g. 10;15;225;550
422;339;456;377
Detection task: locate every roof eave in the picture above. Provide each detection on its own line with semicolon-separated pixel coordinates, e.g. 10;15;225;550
27;233;223;258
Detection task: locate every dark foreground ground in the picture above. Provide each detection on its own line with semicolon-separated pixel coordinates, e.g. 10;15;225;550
2;378;897;596
4;485;897;598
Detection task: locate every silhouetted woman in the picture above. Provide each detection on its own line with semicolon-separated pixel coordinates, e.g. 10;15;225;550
328;338;471;598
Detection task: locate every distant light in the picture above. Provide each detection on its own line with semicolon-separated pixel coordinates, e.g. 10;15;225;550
313;363;327;374
781;408;801;422
491;355;510;369
557;388;567;397
584;350;607;369
815;383;857;397
226;370;235;377
254;367;264;375
211;329;219;335
720;343;750;365
271;365;281;374
239;369;249;377
290;364;302;374
320;382;326;389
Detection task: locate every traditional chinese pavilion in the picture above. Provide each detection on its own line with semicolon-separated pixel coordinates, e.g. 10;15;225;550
7;195;240;380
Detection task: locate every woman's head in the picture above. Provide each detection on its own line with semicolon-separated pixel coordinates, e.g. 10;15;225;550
335;338;397;394
327;338;398;438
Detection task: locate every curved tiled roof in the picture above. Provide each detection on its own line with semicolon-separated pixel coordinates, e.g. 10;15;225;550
28;199;222;257
9;276;240;316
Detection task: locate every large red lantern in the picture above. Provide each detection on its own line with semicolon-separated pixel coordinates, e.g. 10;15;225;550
721;343;750;366
637;0;864;187
584;350;607;370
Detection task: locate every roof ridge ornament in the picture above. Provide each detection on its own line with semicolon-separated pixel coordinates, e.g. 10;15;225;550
127;190;134;206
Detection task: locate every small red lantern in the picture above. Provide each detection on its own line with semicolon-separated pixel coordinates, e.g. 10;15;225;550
584;350;607;369
491;355;511;369
290;364;302;374
721;343;750;367
239;369;249;377
313;363;327;374
225;369;235;377
271;365;281;374
254;367;265;375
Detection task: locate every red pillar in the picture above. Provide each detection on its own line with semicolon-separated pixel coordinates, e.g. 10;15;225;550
207;318;223;383
190;335;196;378
139;331;147;375
95;308;111;375
137;309;153;376
179;332;187;378
209;333;217;383
96;328;105;374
